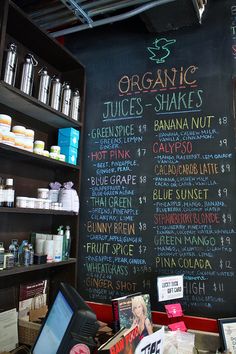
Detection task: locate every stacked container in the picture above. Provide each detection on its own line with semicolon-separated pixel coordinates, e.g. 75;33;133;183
58;127;80;165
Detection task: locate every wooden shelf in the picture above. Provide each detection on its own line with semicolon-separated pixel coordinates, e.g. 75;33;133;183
0;0;83;297
0;207;78;215
0;81;82;129
0;258;76;278
0;143;80;170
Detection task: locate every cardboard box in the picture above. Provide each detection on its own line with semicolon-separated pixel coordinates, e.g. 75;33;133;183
58;127;80;148
60;145;78;165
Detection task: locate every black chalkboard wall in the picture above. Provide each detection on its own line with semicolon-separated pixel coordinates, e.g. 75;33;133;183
67;0;236;318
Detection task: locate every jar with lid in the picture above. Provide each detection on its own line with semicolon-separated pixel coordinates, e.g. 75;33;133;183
16;196;28;208
4;178;15;207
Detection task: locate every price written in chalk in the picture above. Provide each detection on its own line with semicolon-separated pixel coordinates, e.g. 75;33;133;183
219;259;232;269
142;279;151;290
137;148;147;157
139;245;147;254
222;213;232;223
213;282;224;292
139;196;147;204
219;138;228;147
218;116;228;125
138;124;147;133
139;176;147;183
138;222;147;231
133;265;151;274
220;163;231;173
221;236;231;245
218;188;228;197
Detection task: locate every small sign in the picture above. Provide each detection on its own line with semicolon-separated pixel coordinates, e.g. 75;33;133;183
157;275;184;301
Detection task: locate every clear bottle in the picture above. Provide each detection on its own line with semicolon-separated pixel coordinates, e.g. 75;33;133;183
18;240;28;266
56;225;64;260
0;242;5;270
28;243;34;265
0;177;5;207
23;242;30;266
4;178;15;208
64;226;71;261
9;239;19;266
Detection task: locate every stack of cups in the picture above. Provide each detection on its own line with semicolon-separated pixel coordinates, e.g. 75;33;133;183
12;125;26;150
0;114;11;133
11;125;35;152
0;114;15;147
24;129;34;152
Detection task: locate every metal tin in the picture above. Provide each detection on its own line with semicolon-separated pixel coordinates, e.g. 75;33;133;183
61;82;72;116
50;76;62;110
70;89;80;121
38;67;51;104
3;43;18;86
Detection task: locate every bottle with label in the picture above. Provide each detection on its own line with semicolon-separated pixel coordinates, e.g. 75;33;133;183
0;242;5;270
56;225;65;261
4;178;15;207
0;177;5;207
18;240;28;266
64;225;71;261
9;239;19;266
28;243;34;265
23;242;30;266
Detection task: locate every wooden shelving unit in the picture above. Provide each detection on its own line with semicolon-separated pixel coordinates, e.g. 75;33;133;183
0;0;85;304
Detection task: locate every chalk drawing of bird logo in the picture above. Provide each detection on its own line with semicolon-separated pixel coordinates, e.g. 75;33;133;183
147;38;176;64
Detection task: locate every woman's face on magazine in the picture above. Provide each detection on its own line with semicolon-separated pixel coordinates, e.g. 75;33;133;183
134;303;143;317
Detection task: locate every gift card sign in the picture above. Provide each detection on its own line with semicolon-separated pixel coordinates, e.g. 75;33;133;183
157;275;184;301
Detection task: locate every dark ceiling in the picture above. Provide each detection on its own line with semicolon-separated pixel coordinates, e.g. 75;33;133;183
13;0;208;37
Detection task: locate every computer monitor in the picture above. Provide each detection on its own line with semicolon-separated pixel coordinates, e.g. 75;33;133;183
31;282;99;354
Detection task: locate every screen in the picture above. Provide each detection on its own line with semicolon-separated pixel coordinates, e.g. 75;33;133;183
33;291;73;354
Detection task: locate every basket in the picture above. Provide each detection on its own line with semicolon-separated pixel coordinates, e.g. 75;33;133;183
18;319;41;346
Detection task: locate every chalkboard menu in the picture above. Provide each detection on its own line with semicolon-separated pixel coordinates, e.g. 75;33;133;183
71;0;236;318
